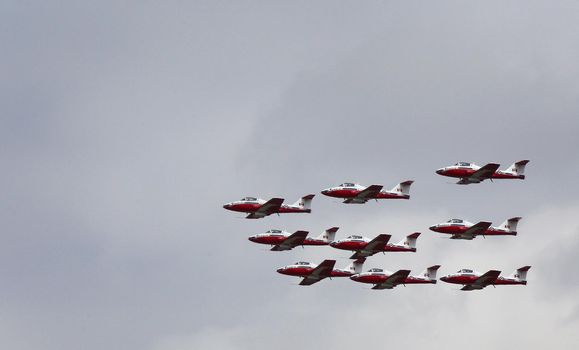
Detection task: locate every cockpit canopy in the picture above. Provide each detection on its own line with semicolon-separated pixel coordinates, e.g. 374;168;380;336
347;235;364;240
458;269;473;274
266;229;283;234
447;219;464;223
241;197;257;201
454;162;471;167
368;268;383;273
339;183;356;187
296;262;311;266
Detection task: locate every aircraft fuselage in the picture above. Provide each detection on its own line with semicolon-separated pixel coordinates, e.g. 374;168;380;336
321;188;407;200
248;235;327;246
350;274;434;285
330;240;415;252
440;274;525;286
429;224;516;236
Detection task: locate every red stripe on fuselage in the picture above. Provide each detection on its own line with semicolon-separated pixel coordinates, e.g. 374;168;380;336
250;236;286;245
330;270;353;278
493;278;525;285
438;169;476;178
442;275;524;285
438;169;523;180
225;203;309;214
384;244;416;252
278;207;310;214
331;241;414;252
249;236;328;246
491;173;524;179
441;275;479;284
431;226;516;236
225;203;262;213
375;192;408;199
351;275;432;284
404;276;434;284
278;267;314;277
302;238;328;246
322;189;406;199
351;274;386;284
322;189;360;198
279;267;351;278
331;241;368;250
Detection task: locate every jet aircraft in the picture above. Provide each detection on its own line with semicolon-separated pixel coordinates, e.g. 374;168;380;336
429;217;521;240
330;232;420;259
248;227;339;251
223;194;314;219
277;259;366;286
440;266;531;291
350;265;440;290
321;181;413;203
435;160;529;184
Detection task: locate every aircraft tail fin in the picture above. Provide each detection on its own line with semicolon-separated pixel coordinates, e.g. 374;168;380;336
390;180;413;197
344;258;366;274
419;265;441;281
398;232;421;249
509;266;531;282
504;160;529;178
498;217;522;233
316;227;339;243
293;194;315;210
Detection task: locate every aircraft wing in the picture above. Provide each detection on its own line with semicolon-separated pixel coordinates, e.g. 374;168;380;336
299;260;336;286
463;270;501;290
355;185;384;200
469;163;500;182
246;198;284;219
372;270;412;290
350;234;391;259
452;221;492;240
271;231;308;251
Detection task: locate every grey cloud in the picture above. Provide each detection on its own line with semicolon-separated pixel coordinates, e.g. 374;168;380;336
2;1;579;350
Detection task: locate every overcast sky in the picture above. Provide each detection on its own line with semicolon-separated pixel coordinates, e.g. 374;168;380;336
2;1;579;349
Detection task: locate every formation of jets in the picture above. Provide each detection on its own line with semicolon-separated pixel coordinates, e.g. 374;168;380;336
224;160;531;291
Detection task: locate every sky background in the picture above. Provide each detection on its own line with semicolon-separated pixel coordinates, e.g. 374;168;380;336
1;1;579;349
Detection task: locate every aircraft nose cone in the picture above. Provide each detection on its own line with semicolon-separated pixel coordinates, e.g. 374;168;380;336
350;274;360;281
223;203;230;209
440;276;448;282
276;268;284;274
248;236;256;242
429;225;438;231
435;168;444;175
321;189;330;195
